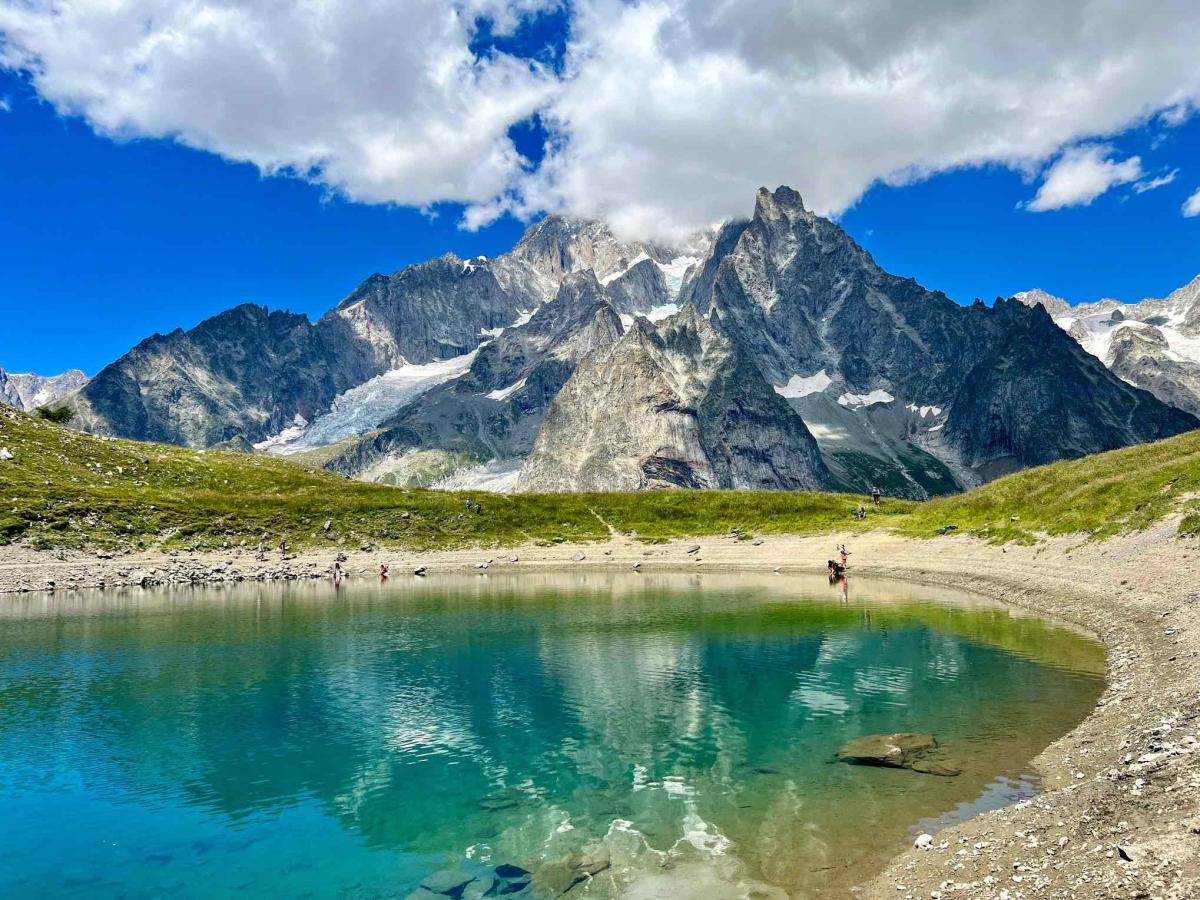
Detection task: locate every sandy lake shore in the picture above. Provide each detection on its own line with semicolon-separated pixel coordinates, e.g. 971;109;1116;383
1;522;1198;899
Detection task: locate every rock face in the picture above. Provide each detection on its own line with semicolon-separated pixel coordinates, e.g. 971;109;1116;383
680;187;1196;492
1017;276;1200;418
66;304;381;448
0;367;88;411
604;257;671;316
836;732;962;776
320;271;627;486
516;305;833;492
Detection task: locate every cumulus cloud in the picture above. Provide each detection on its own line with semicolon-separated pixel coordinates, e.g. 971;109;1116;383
1185;188;1200;218
3;0;1200;238
1024;146;1142;212
0;0;559;207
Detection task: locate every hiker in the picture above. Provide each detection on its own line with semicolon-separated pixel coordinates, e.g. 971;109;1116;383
839;544;849;568
474;502;483;514
871;486;881;506
858;505;867;519
278;539;288;556
465;498;473;510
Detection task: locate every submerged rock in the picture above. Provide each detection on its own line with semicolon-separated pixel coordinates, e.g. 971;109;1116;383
837;732;962;776
418;869;479;897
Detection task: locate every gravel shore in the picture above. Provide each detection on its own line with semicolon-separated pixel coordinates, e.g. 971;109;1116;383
1;522;1197;899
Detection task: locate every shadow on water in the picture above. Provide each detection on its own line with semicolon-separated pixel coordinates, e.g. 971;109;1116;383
0;573;1105;898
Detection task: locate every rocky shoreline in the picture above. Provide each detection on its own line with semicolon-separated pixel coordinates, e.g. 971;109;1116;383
1;523;1197;898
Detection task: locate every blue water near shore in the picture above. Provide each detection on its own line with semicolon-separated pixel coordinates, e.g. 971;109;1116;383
0;573;1104;898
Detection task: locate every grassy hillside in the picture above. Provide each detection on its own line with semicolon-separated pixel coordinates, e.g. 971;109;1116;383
1;407;1197;551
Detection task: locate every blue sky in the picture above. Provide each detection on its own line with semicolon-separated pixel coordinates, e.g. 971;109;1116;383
1;2;1199;376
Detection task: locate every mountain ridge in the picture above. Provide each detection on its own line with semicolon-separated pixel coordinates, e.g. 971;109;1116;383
52;187;1198;495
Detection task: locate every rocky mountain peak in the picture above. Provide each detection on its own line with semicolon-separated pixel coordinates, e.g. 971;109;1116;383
510;213;677;287
1165;273;1200;305
1013;288;1071;318
753;185;807;222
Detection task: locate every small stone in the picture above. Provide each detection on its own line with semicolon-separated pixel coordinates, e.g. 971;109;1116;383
0;447;13;461
413;565;427;576
915;833;934;850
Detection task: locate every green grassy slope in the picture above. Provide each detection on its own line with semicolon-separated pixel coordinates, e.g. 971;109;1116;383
1;408;1197;551
904;428;1200;543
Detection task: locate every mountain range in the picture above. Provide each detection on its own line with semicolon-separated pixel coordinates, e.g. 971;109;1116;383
0;367;88;412
19;185;1197;498
1016;277;1200;419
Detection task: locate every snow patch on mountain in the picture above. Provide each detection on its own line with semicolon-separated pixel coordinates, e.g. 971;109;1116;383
486;377;527;401
905;403;943;418
431;458;523;493
258;351;477;454
837;390;895;409
658;255;702;296
618;303;681;329
774;369;833;399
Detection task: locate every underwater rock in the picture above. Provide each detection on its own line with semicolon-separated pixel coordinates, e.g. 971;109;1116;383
837;732;961;776
419;870;476;896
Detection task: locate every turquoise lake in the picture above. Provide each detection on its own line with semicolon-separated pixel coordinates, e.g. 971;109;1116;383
0;572;1105;898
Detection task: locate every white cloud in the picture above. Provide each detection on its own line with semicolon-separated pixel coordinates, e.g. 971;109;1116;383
0;95;10;112
3;0;1200;238
1133;169;1179;193
1184;188;1200;218
515;0;1200;238
0;1;558;207
1024;145;1142;212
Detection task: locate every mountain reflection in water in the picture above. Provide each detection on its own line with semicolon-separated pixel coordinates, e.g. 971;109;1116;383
0;573;1105;898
